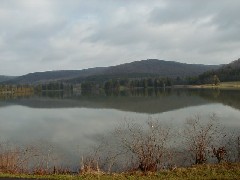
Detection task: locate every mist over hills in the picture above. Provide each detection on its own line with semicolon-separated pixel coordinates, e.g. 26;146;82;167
1;59;219;84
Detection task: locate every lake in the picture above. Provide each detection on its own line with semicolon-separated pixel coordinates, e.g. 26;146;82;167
0;88;240;171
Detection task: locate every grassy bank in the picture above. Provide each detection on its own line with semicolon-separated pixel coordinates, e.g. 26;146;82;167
0;163;239;179
174;81;240;89
188;81;240;89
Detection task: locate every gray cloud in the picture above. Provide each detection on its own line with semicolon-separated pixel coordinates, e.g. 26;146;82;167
0;0;239;75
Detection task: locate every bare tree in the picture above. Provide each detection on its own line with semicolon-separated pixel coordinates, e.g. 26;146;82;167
183;114;224;164
237;136;240;162
0;142;38;174
225;133;240;163
114;118;171;172
213;147;227;163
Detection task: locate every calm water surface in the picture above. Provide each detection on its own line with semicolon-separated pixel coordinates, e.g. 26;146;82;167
0;88;240;168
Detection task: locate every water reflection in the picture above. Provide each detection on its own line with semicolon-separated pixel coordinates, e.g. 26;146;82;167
1;88;240;113
0;88;240;169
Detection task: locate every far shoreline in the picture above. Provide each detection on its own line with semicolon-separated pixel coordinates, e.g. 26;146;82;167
173;81;240;90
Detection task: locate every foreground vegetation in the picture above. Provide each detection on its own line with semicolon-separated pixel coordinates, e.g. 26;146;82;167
0;114;239;180
0;163;239;179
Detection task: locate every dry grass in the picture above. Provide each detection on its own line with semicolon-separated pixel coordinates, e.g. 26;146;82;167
0;163;239;179
188;81;240;89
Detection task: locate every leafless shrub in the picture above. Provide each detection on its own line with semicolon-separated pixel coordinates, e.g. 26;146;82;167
78;139;106;175
0;141;64;175
0;142;36;173
114;118;171;172
52;166;72;174
212;147;227;163
229;134;240;162
0;143;20;173
30;143;61;175
182;114;225;164
80;155;102;174
237;136;240;162
224;132;240;163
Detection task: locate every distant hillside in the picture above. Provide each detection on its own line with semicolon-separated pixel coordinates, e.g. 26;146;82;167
67;59;219;84
218;58;240;81
2;68;107;84
1;59;219;84
0;75;17;83
194;58;240;84
102;59;218;77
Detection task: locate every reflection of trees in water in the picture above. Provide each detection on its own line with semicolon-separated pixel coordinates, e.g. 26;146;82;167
0;93;33;100
41;91;64;99
196;89;240;110
2;88;240;114
102;88;240;103
104;88;172;97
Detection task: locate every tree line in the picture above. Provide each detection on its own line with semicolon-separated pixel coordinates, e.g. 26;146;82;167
34;82;73;92
0;85;34;94
82;74;221;91
81;78;173;92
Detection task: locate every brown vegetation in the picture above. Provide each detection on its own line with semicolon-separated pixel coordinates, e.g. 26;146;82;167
0;115;240;176
182;114;224;164
114;119;171;172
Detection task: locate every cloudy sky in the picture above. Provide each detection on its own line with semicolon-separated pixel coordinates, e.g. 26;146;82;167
0;0;239;75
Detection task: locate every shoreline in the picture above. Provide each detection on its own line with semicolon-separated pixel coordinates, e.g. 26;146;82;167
173;81;240;90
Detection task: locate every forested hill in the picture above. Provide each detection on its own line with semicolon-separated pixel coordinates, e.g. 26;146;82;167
0;75;17;82
1;59;218;84
101;59;218;77
192;58;240;84
2;67;107;84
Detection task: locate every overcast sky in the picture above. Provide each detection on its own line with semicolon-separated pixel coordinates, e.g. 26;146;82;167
0;0;239;75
